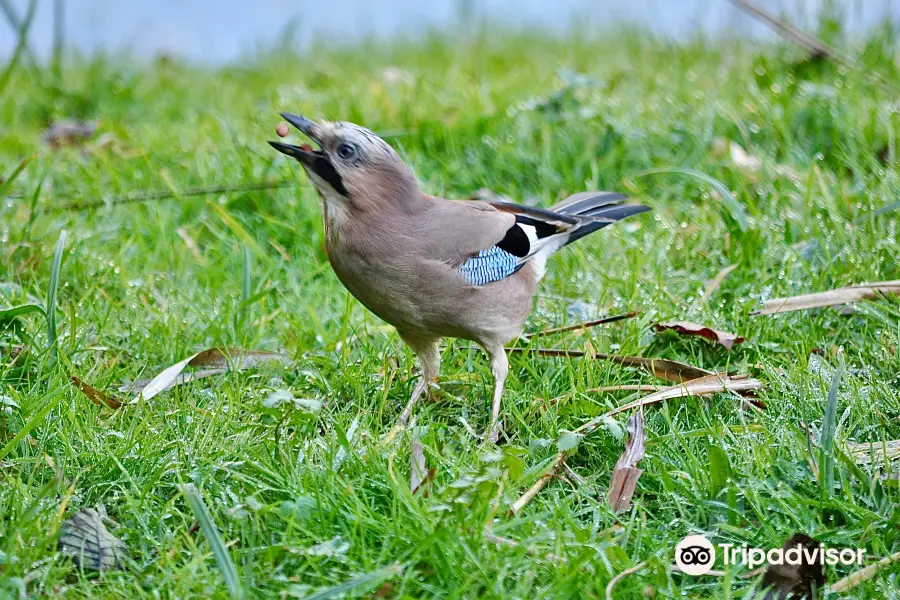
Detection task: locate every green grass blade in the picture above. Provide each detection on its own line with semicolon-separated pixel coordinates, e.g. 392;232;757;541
0;386;65;461
297;564;403;600
819;363;843;497
0;153;36;200
46;230;67;364
708;444;730;499
182;484;243;599
0;0;37;97
242;245;251;305
0;304;44;326
856;199;900;222
635;167;749;232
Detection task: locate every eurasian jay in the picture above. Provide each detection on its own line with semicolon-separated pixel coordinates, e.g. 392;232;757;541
270;114;649;441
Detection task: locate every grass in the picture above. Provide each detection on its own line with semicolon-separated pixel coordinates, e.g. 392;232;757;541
1;20;899;599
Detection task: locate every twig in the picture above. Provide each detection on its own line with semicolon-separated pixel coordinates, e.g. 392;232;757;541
729;0;848;64
530;311;640;338
831;551;900;592
549;384;665;406
44;180;295;212
605;561;648;600
483;531;568;563
510;452;567;514
506;347;713;383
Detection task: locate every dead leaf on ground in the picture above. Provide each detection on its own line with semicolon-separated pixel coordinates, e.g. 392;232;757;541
703;264;739;300
43;119;96;148
58;507;128;571
410;434;434;495
753;281;900;316
71;376;123;409
712;137;801;181
119;368;225;395
507;347;713;383
655;321;746;350
759;534;825;600
600;374;764;419
134;347;290;402
608;409;646;512
842;439;900;465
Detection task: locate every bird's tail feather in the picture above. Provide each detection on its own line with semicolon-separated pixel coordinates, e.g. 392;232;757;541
550;192;650;247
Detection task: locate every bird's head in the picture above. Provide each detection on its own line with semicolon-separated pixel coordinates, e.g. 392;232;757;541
270;114;416;211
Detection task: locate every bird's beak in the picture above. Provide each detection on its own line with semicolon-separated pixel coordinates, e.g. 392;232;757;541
268;113;321;165
269;113;349;197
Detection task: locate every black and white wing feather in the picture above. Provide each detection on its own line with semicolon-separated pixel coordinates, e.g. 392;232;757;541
457;192;650;286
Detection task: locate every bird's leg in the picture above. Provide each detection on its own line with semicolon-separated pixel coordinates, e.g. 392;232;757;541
381;335;440;445
484;344;509;443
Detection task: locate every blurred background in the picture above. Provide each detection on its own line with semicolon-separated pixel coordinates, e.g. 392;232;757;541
2;0;898;63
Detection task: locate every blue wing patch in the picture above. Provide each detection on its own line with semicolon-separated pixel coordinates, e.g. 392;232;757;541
459;246;519;285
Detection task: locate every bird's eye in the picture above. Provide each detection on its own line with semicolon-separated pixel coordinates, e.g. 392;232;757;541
337;143;356;159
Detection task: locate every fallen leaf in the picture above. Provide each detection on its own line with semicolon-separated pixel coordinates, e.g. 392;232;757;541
655;321;746;350
600;374;764;419
507;347;713;383
556;431;584;452
753;281;900;316
58;508;127;571
703;264;739;300
119;368;225;394
713;137;801;181
842;439;900;465
42;119;96;148
608;410;646;512
410;435;427;494
71;376;123;409
759;534;825;600
134;347;290;402
262;389;322;412
291;536;350;557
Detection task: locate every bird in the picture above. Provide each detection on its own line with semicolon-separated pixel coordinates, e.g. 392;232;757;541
270;113;650;442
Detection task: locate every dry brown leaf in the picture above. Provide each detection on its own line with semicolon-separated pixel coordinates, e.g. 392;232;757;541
842;439;900;465
759;534;826;600
703;264;739;300
560;385;663;401
119;368;226;395
134;347;290;402
507;347;713;383
43;119;96;148
832;550;900;592
600;374;764;419
530;311;640;338
58;507;127;571
410;435;427;494
608;410;646;512
713;137;801;181
71;376;123;410
753;281;900;316
655;321;746;350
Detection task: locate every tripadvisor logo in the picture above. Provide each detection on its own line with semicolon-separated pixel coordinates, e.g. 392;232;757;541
674;535;866;576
